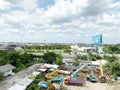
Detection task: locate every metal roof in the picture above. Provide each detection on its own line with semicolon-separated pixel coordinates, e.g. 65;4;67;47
0;64;15;73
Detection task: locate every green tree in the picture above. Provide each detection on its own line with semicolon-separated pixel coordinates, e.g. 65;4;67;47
14;63;26;73
111;61;120;76
55;55;63;65
20;53;33;67
73;61;80;66
43;52;63;65
4;51;20;66
88;52;97;61
104;55;118;62
64;49;71;53
43;52;57;63
80;55;88;60
27;84;38;90
103;44;120;54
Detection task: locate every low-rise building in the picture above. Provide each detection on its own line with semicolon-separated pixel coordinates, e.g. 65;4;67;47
0;64;15;77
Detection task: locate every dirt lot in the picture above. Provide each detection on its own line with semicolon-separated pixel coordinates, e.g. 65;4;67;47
63;81;107;90
54;81;120;90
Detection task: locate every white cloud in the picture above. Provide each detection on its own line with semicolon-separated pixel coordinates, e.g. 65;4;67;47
97;13;120;27
0;0;11;10
9;29;19;33
109;1;120;9
0;31;8;37
45;0;88;24
0;0;120;43
27;29;34;33
45;0;111;24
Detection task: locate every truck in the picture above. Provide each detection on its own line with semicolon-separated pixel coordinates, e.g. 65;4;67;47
64;78;85;85
58;70;71;75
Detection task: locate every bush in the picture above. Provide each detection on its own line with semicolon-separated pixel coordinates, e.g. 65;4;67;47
27;84;39;90
111;61;120;76
43;52;63;65
73;61;80;66
27;73;45;90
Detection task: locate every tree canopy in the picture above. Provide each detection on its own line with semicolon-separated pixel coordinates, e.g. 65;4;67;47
73;61;80;66
43;52;63;65
103;44;120;54
0;50;41;72
111;61;120;76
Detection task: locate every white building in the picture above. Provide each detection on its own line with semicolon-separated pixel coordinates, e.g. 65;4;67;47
0;64;15;77
91;60;107;66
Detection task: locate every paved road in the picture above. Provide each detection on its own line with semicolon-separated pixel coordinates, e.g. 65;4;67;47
31;52;120;59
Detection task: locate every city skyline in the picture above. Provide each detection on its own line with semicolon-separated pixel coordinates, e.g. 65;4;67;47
0;0;120;44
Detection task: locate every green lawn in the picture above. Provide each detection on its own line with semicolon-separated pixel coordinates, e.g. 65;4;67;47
25;49;65;53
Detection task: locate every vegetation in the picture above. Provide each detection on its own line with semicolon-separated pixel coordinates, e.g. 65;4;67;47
73;61;80;66
0;50;63;73
111;61;120;77
0;43;120;80
103;55;118;62
88;52;102;61
103;44;120;54
104;55;120;77
0;50;42;72
0;72;3;81
43;52;63;65
76;55;88;61
75;49;120;78
27;73;45;90
76;52;102;61
22;44;71;53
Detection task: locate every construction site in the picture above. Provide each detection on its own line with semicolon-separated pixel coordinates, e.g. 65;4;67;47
37;61;120;90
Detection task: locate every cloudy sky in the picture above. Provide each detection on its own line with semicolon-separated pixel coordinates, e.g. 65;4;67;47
0;0;120;44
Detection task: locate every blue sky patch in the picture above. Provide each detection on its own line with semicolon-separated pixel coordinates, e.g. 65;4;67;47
9;6;24;11
37;0;55;10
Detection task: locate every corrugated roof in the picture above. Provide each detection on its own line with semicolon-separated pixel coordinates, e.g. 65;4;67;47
9;77;33;90
9;84;26;90
0;64;15;73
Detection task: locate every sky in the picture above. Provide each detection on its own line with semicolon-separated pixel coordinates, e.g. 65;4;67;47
0;0;120;44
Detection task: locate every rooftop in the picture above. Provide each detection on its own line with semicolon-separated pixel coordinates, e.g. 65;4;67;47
0;64;15;73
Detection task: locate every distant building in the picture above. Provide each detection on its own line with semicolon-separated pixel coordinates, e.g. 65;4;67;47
0;43;22;50
91;60;107;66
84;46;96;52
71;45;96;53
97;46;103;53
0;64;15;77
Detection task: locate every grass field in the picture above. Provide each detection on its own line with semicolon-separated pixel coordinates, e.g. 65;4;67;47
25;49;65;53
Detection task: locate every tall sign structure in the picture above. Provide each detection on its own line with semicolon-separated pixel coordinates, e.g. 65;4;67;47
92;35;106;80
92;34;102;53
